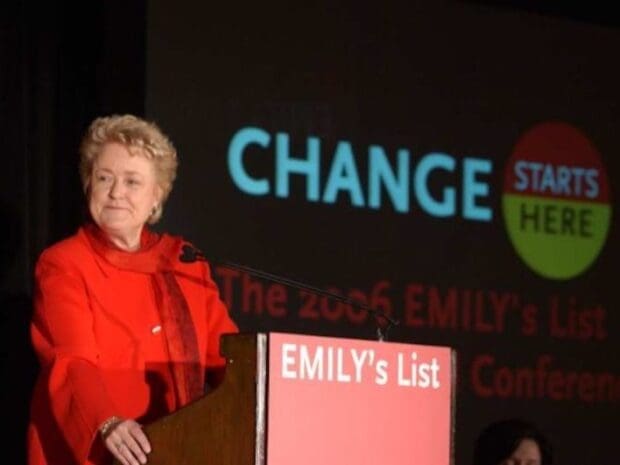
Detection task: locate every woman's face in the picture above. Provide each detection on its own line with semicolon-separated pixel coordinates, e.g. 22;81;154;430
89;142;162;248
500;438;542;465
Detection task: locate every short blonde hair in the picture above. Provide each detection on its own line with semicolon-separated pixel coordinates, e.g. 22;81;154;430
79;114;178;224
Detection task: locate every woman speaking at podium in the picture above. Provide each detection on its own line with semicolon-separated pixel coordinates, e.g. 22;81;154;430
28;115;238;465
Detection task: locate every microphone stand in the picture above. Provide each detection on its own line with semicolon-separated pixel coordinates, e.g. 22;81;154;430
180;245;399;341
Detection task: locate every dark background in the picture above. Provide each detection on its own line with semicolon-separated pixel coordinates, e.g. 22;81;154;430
3;2;619;464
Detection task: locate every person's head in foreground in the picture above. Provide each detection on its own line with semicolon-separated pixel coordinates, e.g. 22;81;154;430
473;418;552;465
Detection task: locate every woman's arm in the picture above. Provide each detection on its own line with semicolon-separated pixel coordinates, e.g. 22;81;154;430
32;250;150;465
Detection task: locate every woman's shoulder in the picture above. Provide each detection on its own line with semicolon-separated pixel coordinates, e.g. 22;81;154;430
37;227;92;265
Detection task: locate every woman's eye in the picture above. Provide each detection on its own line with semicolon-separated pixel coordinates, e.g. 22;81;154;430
96;174;111;182
126;178;141;186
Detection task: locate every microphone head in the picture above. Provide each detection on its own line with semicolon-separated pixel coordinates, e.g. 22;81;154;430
179;244;197;263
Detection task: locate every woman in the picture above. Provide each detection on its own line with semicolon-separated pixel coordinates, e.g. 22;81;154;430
472;418;553;465
28;115;238;465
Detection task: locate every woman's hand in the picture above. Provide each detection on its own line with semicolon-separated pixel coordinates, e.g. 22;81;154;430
100;417;151;465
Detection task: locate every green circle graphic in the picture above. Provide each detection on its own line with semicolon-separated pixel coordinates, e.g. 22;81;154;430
503;194;611;279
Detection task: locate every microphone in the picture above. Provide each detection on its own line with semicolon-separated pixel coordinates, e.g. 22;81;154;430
179;244;399;341
180;244;205;263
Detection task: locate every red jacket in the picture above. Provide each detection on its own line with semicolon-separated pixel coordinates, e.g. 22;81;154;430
28;226;238;465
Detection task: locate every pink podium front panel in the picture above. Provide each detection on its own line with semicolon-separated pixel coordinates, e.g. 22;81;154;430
267;332;454;465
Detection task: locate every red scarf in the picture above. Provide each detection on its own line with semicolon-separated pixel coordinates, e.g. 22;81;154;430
83;222;204;407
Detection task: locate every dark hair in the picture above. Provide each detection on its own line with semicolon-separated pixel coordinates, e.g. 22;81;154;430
473;418;553;465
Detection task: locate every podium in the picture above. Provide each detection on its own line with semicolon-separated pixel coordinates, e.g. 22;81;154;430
137;332;455;465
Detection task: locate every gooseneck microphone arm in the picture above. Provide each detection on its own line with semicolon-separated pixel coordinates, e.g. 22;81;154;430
179;244;400;341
